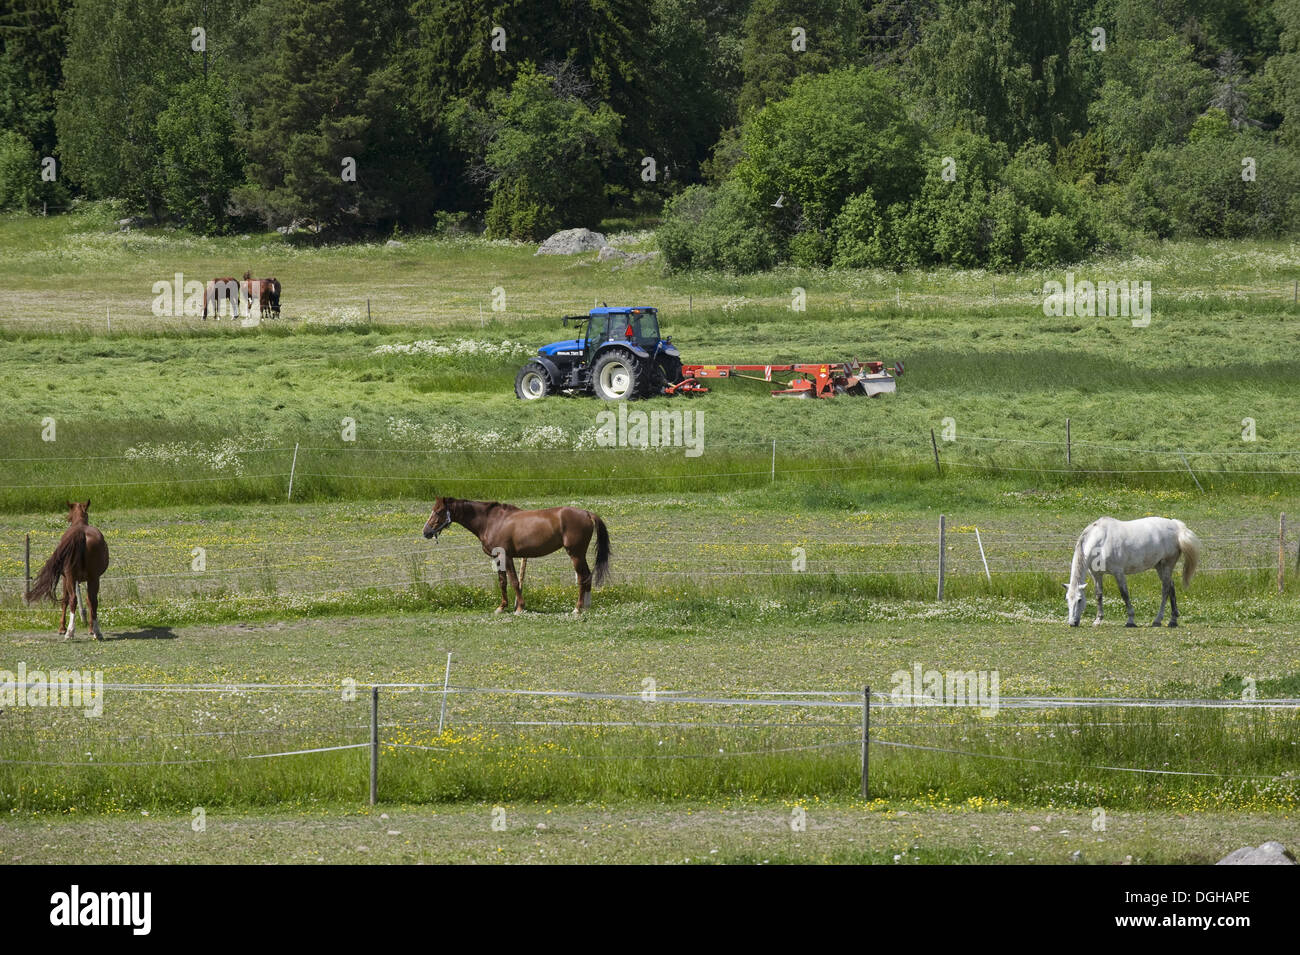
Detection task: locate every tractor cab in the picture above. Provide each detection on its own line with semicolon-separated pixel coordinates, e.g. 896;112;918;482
579;307;662;361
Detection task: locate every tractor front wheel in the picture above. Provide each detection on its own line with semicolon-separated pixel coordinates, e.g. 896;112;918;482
515;362;553;400
591;351;641;401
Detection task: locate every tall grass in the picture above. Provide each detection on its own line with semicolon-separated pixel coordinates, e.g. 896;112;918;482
3;705;1295;813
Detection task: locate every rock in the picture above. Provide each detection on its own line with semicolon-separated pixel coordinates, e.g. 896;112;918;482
1216;841;1296;865
386;239;404;248
535;228;608;255
597;246;628;261
609;250;661;270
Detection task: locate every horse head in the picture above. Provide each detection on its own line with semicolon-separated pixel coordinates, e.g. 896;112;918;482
66;500;90;525
1064;581;1087;626
423;497;454;541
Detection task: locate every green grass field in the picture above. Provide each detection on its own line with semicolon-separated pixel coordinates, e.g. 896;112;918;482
2;205;1298;863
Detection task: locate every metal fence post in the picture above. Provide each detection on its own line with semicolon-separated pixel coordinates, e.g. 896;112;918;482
287;442;299;502
937;515;946;601
369;686;379;806
861;686;870;800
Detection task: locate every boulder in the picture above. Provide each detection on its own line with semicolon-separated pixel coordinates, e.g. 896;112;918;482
596;246;628;261
1216;841;1296;865
535;228;608;255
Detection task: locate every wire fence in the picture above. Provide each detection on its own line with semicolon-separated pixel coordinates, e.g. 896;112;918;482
4;507;1291;611
5;424;1300;487
3;682;1299;801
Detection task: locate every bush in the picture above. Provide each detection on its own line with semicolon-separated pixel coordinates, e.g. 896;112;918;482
830;193;889;269
1126;135;1300;238
657;181;780;273
484;179;555;241
0;131;67;212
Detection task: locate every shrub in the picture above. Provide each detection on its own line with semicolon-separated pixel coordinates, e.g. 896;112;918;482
658;181;780;273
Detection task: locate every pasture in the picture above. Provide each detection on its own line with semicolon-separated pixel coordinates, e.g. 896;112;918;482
2;206;1299;864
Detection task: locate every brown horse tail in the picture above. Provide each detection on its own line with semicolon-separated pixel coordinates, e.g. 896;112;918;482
592;515;611;587
26;528;84;603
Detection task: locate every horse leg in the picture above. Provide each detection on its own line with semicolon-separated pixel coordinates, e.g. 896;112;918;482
64;582;77;639
507;558;524;614
1152;564;1172;626
494;570;508;614
1114;572;1135;627
57;579;69;636
1168;574;1179;628
88;577;103;640
569;550;592;614
1090;570;1104;625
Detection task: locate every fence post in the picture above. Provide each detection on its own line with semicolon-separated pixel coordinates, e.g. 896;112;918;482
861;686;870;800
369;686;379;806
24;533;30;596
1179;451;1203;493
974;527;992;584
937;514;946;601
1279;513;1287;595
771;439;776;483
930;428;942;477
438;652;453;735
1066;418;1071;469
287;442;299;502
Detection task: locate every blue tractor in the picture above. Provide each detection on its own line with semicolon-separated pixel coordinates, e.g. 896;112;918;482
515;306;684;401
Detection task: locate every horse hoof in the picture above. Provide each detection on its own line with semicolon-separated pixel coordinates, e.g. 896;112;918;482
1091;619;1101;626
1168;620;1178;628
513;608;524;616
493;606;506;614
1125;621;1136;628
1150;621;1163;627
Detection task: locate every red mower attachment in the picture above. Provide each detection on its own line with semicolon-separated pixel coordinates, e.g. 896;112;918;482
676;359;901;398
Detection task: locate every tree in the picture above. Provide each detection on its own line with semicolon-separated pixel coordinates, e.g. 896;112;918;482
1087;35;1214;172
910;0;1090;150
0;0;70;158
449;63;621;239
156;75;244;232
233;0;429;230
734;67;924;231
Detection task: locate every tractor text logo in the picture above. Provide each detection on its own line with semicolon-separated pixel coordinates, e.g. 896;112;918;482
890;663;1000;716
0;663;103;717
594;404;703;457
1042;272;1151;327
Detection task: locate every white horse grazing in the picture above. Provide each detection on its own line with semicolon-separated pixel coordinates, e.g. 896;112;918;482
1066;517;1200;627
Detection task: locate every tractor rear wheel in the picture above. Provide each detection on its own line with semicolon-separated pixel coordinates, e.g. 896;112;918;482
515;361;553;400
591;350;641;401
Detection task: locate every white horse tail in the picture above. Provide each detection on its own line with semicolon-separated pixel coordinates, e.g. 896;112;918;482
1176;522;1200;587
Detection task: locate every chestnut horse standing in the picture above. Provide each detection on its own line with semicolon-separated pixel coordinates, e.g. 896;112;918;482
423;497;610;614
202;277;242;321
243;271;281;319
25;501;110;639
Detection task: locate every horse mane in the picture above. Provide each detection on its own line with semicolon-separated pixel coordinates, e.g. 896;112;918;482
1068;528;1091;588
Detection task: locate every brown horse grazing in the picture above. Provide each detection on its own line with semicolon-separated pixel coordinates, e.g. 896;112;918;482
423;497;610;614
202;277;242;321
242;272;281;319
25;501;110;640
